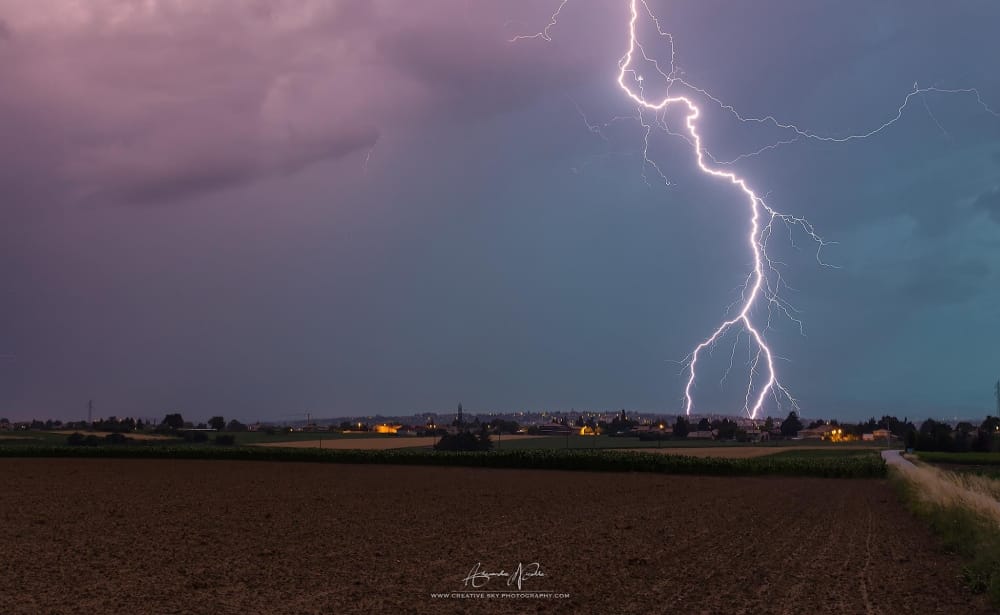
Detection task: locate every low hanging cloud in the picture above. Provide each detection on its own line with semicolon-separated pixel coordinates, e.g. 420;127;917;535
0;0;613;207
0;1;384;205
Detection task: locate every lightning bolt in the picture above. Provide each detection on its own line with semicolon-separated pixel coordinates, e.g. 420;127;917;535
362;139;378;175
512;1;998;419
507;0;569;42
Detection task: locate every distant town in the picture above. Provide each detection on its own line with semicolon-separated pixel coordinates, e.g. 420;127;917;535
4;404;999;451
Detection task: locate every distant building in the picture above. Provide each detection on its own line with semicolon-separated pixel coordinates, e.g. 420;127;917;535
798;425;836;440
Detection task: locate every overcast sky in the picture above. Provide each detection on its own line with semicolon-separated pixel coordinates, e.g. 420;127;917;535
2;0;999;422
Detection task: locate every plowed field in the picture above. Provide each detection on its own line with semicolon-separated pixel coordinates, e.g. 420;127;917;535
0;459;987;614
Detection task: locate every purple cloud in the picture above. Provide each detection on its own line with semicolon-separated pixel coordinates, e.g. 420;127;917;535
0;1;623;206
0;2;390;205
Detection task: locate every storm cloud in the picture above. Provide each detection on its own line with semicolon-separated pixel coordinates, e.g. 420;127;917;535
1;0;999;422
973;186;1000;224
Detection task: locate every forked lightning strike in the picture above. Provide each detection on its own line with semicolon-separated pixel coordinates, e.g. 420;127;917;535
512;0;998;419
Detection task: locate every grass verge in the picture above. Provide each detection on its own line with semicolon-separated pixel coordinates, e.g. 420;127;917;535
0;445;885;478
891;467;1000;606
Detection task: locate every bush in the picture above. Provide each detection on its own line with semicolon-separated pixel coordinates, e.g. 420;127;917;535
226;420;248;432
66;432;86;446
104;433;130;445
638;431;668;441
214;434;236;446
181;430;209;443
434;431;492;451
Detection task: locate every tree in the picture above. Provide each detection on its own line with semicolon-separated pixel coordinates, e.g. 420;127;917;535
607;411;634;436
860;416;878;433
780;411;803;438
434;430;492;451
916;419;955;452
162;413;184;430
208;416;225;431
104;432;128;445
488;419;520;434
697;418;711;431
673;416;690;439
973;416;1000;452
981;416;1000;433
226;419;248;432
763;417;775;432
713;418;738;440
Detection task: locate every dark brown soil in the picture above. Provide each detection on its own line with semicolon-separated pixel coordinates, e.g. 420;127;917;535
0;459;990;614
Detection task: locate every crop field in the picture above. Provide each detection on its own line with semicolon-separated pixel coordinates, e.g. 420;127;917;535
0;458;986;615
253;435;546;450
227;431;409;445
914;452;1000;481
917;452;1000;466
621;446;881;459
0;445;887;478
449;434;888;451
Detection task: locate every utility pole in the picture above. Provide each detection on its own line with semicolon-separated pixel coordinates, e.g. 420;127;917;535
87;400;93;426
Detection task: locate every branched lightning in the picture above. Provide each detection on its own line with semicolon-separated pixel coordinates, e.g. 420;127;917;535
511;0;998;419
507;0;569;42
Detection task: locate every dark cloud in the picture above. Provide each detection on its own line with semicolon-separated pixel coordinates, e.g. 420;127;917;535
0;2;389;207
77;125;379;206
899;258;991;305
0;0;601;207
376;26;592;120
973;186;1000;223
